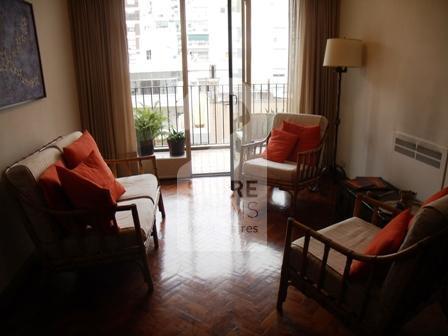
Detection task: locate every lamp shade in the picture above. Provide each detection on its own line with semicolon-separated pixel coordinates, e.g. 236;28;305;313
323;38;362;68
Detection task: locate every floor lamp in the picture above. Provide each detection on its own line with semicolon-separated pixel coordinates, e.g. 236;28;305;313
323;38;363;178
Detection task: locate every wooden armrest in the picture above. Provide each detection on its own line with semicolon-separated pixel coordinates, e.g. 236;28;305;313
353;194;401;225
115;203;145;244
105;155;156;164
286;217;436;264
240;136;268;149
105;155;159;179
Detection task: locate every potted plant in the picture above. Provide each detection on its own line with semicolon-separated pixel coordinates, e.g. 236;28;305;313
167;128;186;157
134;106;166;156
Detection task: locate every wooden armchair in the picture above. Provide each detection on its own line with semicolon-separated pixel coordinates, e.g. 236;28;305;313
277;194;448;335
238;113;328;213
3;132;164;291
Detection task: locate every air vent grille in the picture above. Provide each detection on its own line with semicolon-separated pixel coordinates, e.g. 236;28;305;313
393;132;446;169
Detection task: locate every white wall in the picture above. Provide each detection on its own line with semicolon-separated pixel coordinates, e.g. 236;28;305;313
338;0;448;199
0;0;80;294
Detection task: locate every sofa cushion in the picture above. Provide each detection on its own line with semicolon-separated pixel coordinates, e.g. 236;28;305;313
422;186;448;206
5;146;64;243
404;195;448;247
379;195;448;326
116;198;155;238
243;157;297;182
262;128;299;163
281;121;321;162
350;209;412;279
63;130;103;168
117;174;158;204
51;131;83;152
38;160;71;210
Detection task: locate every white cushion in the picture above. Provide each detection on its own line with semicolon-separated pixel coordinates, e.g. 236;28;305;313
117;174;158;204
242;157;297;182
291;217;380;274
116;198;155;237
271;113;328;139
51;131;83;151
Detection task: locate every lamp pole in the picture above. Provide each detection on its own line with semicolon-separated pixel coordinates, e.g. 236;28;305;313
332;66;347;177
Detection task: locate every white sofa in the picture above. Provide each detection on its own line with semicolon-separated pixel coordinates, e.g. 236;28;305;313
4;131;164;290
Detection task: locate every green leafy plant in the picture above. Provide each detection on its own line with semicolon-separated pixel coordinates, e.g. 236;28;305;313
134;105;167;142
167;128;186;142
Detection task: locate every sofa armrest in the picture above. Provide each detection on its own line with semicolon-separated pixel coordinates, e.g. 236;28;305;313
115;204;146;246
106;155;159;179
353;194;401;226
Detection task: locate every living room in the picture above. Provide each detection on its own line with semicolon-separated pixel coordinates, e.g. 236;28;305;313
1;0;448;335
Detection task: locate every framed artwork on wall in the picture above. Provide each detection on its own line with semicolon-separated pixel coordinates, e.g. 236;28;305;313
0;0;46;110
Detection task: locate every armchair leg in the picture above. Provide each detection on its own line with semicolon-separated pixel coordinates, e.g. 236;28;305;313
152;219;159;249
290;189;298;217
277;266;289;311
140;254;154;292
158;193;166;218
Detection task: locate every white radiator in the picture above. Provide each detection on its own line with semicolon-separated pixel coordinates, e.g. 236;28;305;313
390;132;448;200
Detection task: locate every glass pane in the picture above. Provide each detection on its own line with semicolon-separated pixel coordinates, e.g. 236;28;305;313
125;0;184;151
185;0;231;174
250;0;288;135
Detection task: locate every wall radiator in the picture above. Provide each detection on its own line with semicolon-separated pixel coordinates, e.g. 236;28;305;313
391;132;448;200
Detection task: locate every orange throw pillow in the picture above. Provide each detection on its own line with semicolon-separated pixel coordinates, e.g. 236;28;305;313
56;151;125;234
422;187;448;206
350;209;412;280
75;149;125;201
281;121;321;162
63;130;103;169
38;160;71;210
262;129;299;163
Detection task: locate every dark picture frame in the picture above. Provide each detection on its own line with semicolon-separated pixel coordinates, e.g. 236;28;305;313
0;0;46;110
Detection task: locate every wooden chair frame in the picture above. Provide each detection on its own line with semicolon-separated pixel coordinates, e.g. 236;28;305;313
277;194;448;334
106;154;166;219
238;130;328;213
4;150;165;292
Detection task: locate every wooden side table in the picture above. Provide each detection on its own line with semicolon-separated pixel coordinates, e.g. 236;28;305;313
336;177;404;227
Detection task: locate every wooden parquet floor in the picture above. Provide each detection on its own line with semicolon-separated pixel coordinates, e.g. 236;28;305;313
2;177;448;335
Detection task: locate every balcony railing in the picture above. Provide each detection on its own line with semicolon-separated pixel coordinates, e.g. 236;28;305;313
131;82;287;148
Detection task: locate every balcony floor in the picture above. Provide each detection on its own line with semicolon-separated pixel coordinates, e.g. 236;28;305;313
192;147;230;175
156;147;231;175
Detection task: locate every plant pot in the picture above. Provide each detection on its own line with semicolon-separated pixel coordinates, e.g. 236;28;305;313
167;139;185;157
139;139;154;156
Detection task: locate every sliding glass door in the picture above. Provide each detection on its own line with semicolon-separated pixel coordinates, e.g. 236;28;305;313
124;0;287;179
228;0;250;188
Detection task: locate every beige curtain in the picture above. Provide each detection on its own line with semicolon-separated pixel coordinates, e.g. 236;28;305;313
69;0;137;159
287;0;339;166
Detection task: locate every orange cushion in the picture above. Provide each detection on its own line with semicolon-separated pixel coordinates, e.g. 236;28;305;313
75;149;125;201
56;151;125;234
350;209;412;279
63;130;102;168
38;160;72;210
422;187;448;206
281;121;321;162
262;129;299;163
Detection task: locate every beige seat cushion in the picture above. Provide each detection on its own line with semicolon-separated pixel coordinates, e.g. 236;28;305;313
117;174;158;204
116;197;155;237
242;157;297;182
291;217;380;275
